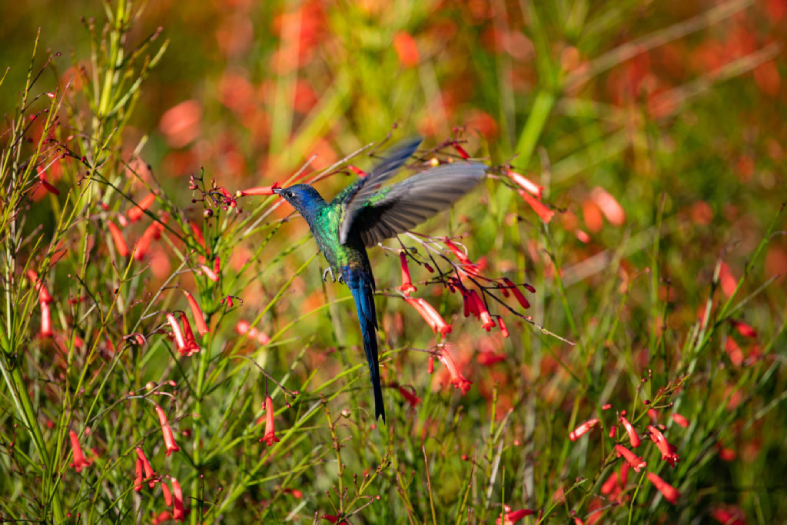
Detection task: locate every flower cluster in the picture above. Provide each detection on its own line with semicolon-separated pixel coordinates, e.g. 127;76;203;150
569;402;686;509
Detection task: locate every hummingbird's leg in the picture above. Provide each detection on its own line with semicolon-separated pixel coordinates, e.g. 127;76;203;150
322;267;336;283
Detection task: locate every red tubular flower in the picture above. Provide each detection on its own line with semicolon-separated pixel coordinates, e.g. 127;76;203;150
235;183;280;197
590;187;626;226
427;355;434;374
608;426;617;438
600;472;619;496
503;278;530;309
190;221;206;252
460;288;476;318
235;320;251;335
152;511;172;525
162;481;173;506
40;299;53;337
127;193;157;222
496;508;535;525
438;346;472;394
405;297;452;336
155;404;181;457
725;337;744;366
347;165;368;177
69;430;92;473
166;313;187;353
183;291;210;337
134;455;144;492
470;291;496;331
615;444;647;472
178;313;201;356
646;472;679;504
478;352;506;366
397;384;421;407
283;488;303;498
672;413;690;428
452;142;470;160
498;318;509;338
133;221;164;260
620;461;630;486
518;189;555;223
171;477;185;522
569;418;600;441
27;270;53;303
648;425;680;467
507;169;543;198
620;415;641;448
107;220;129;257
200;264;219;282
37;165;60;195
397;252;417;295
135;447;157;488
260;395;280;446
444;239;473;266
731;319;757;338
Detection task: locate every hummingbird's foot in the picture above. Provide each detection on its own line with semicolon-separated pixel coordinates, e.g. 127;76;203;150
322;267;336;283
338;273;345;284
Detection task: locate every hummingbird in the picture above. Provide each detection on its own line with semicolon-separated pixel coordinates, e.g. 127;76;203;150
274;137;486;422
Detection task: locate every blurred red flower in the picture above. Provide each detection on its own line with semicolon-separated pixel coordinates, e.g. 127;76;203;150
393;31;420;68
160;100;202;148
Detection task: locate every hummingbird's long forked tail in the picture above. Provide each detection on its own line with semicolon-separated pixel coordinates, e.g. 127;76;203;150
343;267;385;423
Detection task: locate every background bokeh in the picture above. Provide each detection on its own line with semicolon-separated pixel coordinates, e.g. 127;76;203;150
1;0;786;523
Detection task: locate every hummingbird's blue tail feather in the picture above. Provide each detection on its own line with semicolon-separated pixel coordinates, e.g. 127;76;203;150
344;268;385;423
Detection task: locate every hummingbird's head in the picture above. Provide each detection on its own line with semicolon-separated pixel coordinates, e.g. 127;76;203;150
273;184;326;220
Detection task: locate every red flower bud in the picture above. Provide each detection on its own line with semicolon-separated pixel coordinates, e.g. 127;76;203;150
397;384;421;407
127;193;157;222
503;278;530;309
452;142;470;160
615;444;646;472
155;404;181;457
171;477;185;522
620;415;641;448
135;447;157;488
518;189;554;223
647;472;679;504
178;312;201;357
40;298;53;337
183;290;210;337
107;220;129;258
498;317;509;338
438;346;472;394
672;413;689;428
405;297;452;336
260;395;280;446
397;252;417;295
236;183;280;197
348;165;368;177
69;430;92;473
569;418;600;441
200;264;219;282
506;169;543;198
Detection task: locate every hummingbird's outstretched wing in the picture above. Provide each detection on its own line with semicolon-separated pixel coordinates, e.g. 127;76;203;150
347;162;487;248
337;136;423;244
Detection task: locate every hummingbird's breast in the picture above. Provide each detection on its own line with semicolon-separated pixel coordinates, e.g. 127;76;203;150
313;205;372;277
